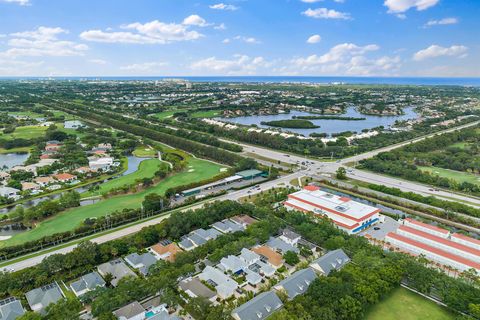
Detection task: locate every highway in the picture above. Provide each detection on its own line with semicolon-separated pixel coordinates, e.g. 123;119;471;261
1;120;479;272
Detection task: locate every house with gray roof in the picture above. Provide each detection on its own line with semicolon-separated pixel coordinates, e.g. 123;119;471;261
231;291;283;320
274;268;317;300
0;187;20;200
212;219;245;234
279;229;301;247
266;236;299;254
192;228;222;241
220;255;247;275
97;259;137;287
70;271;106;297
188;233;207;247
310;249;350;275
25;283;64;314
124;252;158;276
198;266;238;300
112;301;145;320
239;248;260;266
179;277;216;302
178;238;195;251
0;297;25;320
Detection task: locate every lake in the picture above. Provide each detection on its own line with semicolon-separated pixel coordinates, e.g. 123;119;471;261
216;107;418;136
0;153;29;170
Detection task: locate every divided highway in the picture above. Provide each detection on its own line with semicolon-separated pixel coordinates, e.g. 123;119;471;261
2;120;479;272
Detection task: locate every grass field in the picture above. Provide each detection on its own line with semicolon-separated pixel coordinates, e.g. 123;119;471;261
0;125;49;140
0;157;225;247
132;146;156;157
0;146;32;154
450;142;470;149
418;166;480;185
190;110;221;118
154;110;176;119
365;287;454;320
83;159;166;197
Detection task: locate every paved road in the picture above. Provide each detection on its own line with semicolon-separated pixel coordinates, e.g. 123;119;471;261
2;120;479;271
0;171;303;272
222;120;480;207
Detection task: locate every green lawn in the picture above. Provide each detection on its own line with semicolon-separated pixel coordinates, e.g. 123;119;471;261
0;146;32;154
82;159;166;197
190;110;221;118
365;287;454;320
0;125;49;140
132;145;156;157
450;142;470;149
8;111;45;118
154;110;176;119
418;166;480;185
0;157;225;247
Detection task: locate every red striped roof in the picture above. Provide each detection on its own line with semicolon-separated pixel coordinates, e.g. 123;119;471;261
398;225;480;257
288;194;380;222
451;233;480;246
404;218;449;235
386;232;480;270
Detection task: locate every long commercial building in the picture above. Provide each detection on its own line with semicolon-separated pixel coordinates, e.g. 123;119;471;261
284;186;380;234
386;232;480;273
386;218;480;273
396;225;480;263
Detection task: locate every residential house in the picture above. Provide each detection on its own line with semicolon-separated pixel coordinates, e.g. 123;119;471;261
212;219;245;234
150;241;183;262
75;166;92;174
179;278;217;302
112;301;145;320
53;173;77;183
230;215;257;228
89;157;114;171
0;297;25;320
34;176;55;187
231;291;283;320
198;266;238;300
239;248;260;266
124;252;158;276
279;229;301;247
0;187;20;200
252;246;283;269
21;182;40;193
310;249;350;276
97;259;137;287
266;236;299;254
0;172;10;183
45;144;61;152
25;283;64;314
220;255;247;275
274;268;317;300
70;271;106;297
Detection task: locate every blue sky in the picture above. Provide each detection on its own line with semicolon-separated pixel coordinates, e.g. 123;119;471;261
0;0;478;76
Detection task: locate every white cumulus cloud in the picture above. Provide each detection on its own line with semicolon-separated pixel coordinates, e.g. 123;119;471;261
80;17;204;44
302;8;351;20
424;17;458;27
1;0;30;5
120;62;167;72
307;34;321;44
290;43;399;75
182;14;209;27
413;45;468;61
209;3;238;11
1;26;88;57
384;0;439;13
191;55;270;75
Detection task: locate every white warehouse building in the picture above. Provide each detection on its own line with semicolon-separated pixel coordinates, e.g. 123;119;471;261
284;186;380;235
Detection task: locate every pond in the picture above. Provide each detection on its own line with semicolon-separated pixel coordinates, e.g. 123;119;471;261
0;155;149;214
0;153;29;170
216;107;418;136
